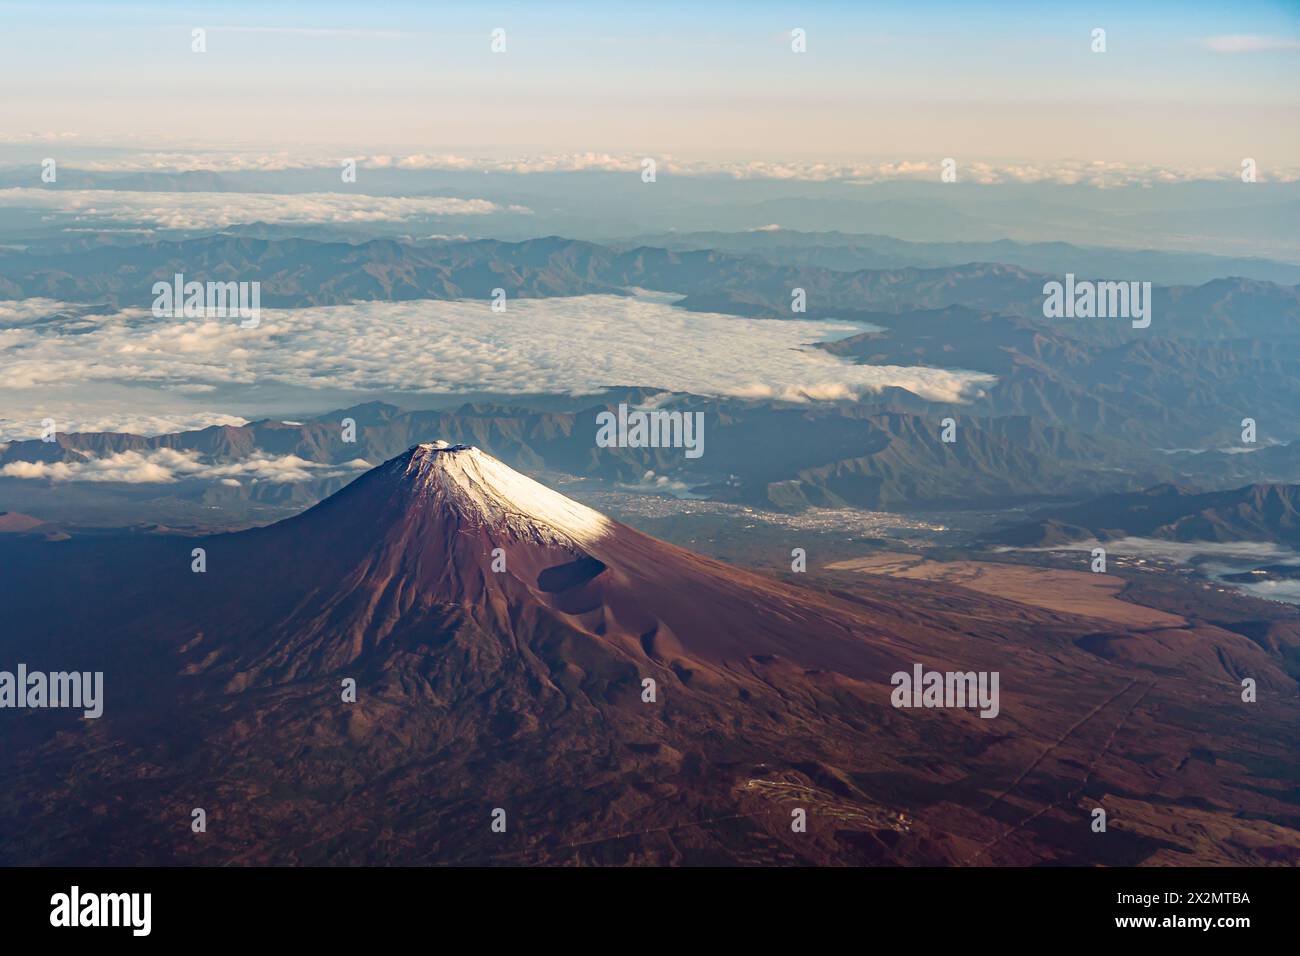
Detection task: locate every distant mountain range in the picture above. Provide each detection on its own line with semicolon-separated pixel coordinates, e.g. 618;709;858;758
6;172;1299;259
632;229;1300;286
4;233;1299;527
8;389;1300;531
5;232;1299;452
0;395;1180;528
993;483;1300;547
816;305;1300;447
2;235;1298;344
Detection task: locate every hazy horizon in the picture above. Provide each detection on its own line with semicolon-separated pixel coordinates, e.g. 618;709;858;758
2;0;1297;173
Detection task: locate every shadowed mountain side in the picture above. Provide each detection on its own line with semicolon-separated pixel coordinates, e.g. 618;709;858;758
993;483;1300;547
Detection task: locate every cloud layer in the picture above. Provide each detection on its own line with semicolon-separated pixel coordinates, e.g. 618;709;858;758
0;294;995;436
1;447;371;484
0;188;521;229
10;152;1298;186
0;411;248;443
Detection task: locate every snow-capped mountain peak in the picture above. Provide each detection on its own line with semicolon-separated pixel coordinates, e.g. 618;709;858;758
396;442;611;547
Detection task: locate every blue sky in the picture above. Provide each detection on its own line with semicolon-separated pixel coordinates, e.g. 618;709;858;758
1;1;1297;167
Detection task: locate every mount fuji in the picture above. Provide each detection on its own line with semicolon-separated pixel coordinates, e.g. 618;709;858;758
0;444;1295;865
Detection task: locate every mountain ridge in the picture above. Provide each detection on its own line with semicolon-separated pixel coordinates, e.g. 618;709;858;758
2;235;1298;340
993;482;1300;546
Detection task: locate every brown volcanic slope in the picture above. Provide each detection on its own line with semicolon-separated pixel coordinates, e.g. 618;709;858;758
0;444;1296;866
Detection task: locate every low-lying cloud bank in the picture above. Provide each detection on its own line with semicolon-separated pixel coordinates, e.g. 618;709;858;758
1;447;371;484
0;295;996;435
1;411;248;443
6;152;1296;185
0;188;524;230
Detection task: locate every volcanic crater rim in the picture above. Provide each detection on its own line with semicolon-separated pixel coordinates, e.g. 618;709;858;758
412;441;473;453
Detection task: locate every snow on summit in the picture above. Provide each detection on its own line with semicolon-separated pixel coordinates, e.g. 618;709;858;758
400;442;611;547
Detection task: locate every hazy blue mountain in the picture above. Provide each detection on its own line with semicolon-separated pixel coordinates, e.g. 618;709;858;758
993;483;1300;547
630;229;1300;286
